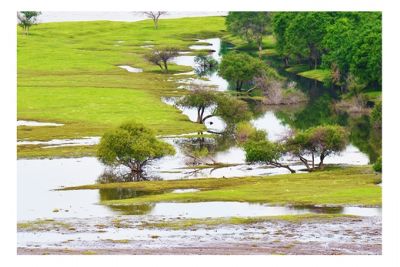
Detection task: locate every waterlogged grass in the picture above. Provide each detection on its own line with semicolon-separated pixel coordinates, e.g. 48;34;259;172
17;219;73;232
141;214;356;230
62;166;382;207
17;17;226;157
17;145;97;159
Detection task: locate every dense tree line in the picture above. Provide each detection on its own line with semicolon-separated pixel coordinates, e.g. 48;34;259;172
272;12;381;91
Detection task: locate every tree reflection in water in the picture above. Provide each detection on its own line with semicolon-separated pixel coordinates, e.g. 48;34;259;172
99;188;163;215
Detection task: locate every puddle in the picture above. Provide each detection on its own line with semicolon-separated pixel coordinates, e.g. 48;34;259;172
117;65;143;73
140;45;154;49
17;120;64;127
124;202;381;218
172;38;229;91
17;137;100;148
171;189;200;194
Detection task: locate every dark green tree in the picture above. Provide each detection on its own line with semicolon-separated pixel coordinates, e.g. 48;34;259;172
97;122;175;181
226;12;271;57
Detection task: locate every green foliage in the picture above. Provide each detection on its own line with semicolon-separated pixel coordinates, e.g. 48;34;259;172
226;12;271;54
272;12;381;90
373;156;382;173
218;52;264;90
286;125;349;169
370;101;382;128
144;47;179;72
234;122;267;144
97;122;175;171
244;139;285;164
176;87;250;125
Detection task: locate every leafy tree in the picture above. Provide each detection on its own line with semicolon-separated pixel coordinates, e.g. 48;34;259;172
17;11;41;35
244;137;295;173
144;47;179;73
272;12;297;66
97;122;175;181
176;86;219;124
176;86;251;128
143;11;167;29
218;52;264;91
286;125;348;170
284;12;334;69
226;12;271;57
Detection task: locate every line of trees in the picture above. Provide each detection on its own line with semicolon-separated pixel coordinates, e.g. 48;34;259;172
272;12;382;91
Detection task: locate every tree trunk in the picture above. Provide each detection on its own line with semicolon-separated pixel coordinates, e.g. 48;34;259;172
299;156;310;171
312;152;315;169
271;161;296;173
318;154;325;169
163;61;168;73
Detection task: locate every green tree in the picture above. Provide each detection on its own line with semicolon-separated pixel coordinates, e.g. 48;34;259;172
97;122;175;181
194;53;218;77
244;136;296;173
176;86;251;126
286;125;348;170
226;12;271;57
218;52;264;91
272;12;297;66
284;12;334;69
144;47;179;73
176;87;219;124
17;11;41;35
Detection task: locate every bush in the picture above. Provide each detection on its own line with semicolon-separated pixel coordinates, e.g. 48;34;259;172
373;156;382;172
97;122;175;181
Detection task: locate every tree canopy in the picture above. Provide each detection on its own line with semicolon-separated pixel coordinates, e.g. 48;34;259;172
144;47;179;73
286;124;348;170
218;52;265;91
226;12;271;56
97;122;175;181
272;12;381;91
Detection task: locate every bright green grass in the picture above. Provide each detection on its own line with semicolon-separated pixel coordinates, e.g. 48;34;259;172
62;166;382;207
17;17;226;157
298;69;331;82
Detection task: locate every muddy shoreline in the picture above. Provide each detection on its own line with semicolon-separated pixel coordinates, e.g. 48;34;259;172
17;216;382;255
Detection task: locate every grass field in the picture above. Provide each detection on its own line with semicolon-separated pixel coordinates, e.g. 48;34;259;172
62;166;382;207
17;17;227;146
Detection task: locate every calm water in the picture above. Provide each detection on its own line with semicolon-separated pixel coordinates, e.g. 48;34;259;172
18;36;379;222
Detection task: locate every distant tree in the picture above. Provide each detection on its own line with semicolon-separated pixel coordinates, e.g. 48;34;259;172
218;52;264;91
97;122;175;181
17;11;41;35
143;11;167;29
286;125;348;170
176;86;219;124
226;12;271;57
244;136;296;173
176;85;251;128
144;47;179;73
194;53;218;77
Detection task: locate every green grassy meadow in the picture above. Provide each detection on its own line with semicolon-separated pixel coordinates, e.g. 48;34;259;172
62;166;382;207
17;17;227;150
